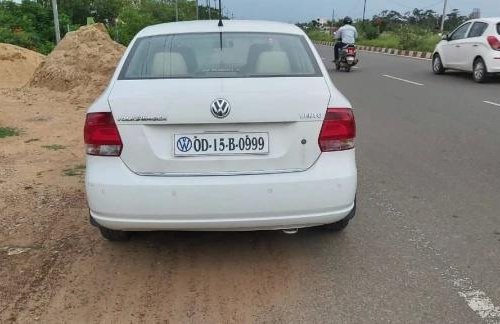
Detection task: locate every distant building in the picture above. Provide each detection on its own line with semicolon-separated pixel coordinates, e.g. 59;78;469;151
317;18;328;26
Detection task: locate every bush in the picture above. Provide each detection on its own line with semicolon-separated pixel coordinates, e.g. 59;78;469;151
306;29;332;43
358;32;399;49
360;24;379;40
357;29;439;52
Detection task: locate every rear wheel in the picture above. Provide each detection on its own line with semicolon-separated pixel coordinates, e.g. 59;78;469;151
99;226;132;241
432;54;445;74
473;58;488;83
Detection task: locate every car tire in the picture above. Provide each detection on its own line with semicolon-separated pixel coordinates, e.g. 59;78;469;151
432;54;445;74
322;201;356;232
473;58;488;83
99;226;132;241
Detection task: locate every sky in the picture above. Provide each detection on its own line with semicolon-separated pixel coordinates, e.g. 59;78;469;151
219;0;500;23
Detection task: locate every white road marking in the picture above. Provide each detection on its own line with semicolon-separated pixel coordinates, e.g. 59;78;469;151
457;288;500;322
382;74;424;86
372;192;500;324
483;100;500;107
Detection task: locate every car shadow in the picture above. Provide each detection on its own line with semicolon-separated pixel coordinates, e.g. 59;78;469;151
130;226;347;247
442;71;500;84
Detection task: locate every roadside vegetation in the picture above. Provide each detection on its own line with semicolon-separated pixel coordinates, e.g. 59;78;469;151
300;8;471;52
0;0;223;54
0;126;20;138
62;164;85;177
42;144;66;151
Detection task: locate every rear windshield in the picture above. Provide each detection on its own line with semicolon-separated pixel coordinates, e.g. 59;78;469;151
497;23;500;34
119;32;321;79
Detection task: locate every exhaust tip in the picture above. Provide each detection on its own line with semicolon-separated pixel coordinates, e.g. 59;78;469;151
282;228;298;235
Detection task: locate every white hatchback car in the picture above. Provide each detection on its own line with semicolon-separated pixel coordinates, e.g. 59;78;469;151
84;20;357;241
432;17;500;82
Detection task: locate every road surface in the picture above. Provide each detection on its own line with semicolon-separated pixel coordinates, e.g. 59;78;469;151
2;47;500;323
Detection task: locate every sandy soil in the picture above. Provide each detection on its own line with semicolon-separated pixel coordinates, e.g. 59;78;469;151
29;24;125;103
0;44;45;88
0;88;303;323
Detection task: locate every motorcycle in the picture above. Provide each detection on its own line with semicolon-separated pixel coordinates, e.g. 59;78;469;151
335;44;358;72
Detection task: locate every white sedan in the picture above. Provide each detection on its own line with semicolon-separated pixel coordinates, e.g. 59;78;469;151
84;20;357;241
433;17;500;82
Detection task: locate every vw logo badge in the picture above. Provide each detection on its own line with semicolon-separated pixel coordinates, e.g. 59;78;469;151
211;98;231;119
176;136;193;152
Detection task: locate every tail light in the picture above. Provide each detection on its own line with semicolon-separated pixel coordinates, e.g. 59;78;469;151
487;36;500;50
84;112;122;156
318;108;356;152
347;47;356;54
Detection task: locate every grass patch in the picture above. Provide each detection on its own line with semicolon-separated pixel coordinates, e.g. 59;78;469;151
307;29;440;53
358;32;400;49
0;127;20;138
42;144;66;151
358;31;440;52
63;164;86;177
306;30;332;43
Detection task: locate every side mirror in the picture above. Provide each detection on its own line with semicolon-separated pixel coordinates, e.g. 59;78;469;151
441;34;449;41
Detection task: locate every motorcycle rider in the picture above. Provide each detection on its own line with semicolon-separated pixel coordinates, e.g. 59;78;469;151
334;16;358;63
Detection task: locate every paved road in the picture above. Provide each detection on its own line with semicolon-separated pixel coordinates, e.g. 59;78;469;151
312;45;500;323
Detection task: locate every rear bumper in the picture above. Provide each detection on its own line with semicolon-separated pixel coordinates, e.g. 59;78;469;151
486;54;500;73
85;151;357;231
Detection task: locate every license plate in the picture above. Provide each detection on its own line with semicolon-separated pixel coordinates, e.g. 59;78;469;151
174;132;269;156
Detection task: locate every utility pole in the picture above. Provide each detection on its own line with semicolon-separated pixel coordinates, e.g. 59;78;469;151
331;8;335;36
440;0;448;33
175;0;179;21
362;0;367;23
51;0;61;43
207;0;211;19
196;0;199;20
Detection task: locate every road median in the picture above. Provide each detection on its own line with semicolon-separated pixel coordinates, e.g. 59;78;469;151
315;41;432;60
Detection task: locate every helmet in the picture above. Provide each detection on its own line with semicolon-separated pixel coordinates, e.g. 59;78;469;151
343;16;353;25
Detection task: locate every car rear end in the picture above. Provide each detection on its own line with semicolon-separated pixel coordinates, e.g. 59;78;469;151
484;20;500;73
84;21;357;233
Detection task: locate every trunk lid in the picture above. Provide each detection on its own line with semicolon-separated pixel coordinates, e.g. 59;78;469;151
108;77;330;175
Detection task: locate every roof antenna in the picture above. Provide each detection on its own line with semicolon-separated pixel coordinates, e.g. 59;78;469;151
218;0;223;50
218;0;223;27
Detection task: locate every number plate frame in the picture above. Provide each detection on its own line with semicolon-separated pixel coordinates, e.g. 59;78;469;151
174;132;270;157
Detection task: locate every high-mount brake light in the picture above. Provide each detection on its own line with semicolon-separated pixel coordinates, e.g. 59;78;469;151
84;112;123;156
318;108;356;152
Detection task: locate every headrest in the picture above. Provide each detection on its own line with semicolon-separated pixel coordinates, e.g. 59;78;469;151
151;52;188;77
255;51;291;75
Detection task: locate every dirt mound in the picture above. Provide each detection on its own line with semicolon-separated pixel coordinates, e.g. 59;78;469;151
0;44;45;88
29;23;125;101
